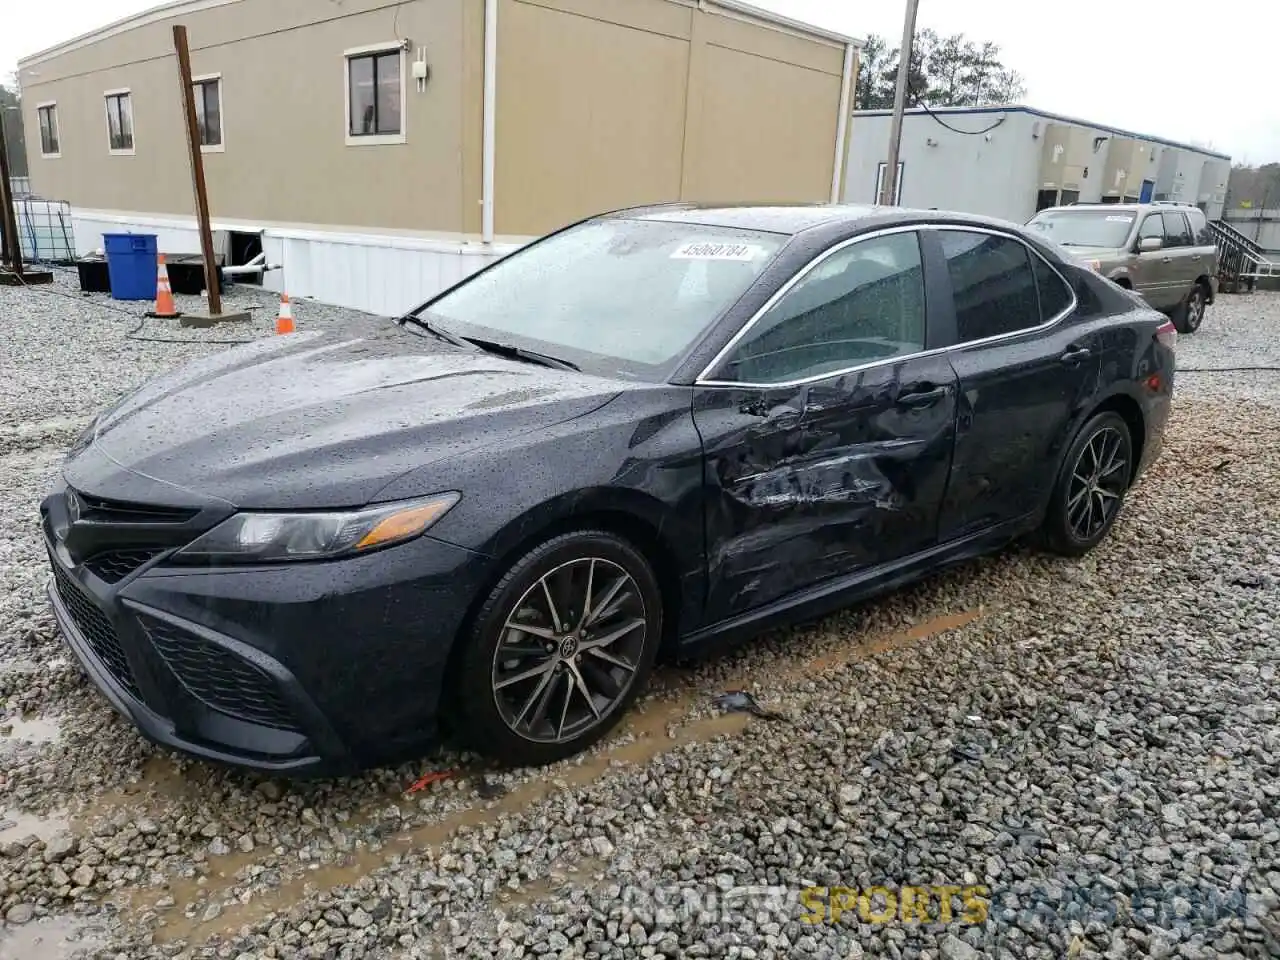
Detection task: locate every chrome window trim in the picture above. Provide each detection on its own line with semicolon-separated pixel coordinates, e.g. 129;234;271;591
694;223;1079;390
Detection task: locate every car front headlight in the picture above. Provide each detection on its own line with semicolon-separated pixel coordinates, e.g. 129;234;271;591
176;493;460;564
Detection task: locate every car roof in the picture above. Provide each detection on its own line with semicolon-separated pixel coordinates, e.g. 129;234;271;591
1037;203;1202;216
601;202;1028;237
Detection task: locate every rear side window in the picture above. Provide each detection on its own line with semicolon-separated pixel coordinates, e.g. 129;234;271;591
1187;209;1212;246
1162;212;1192;248
939;231;1040;343
1033;255;1074;322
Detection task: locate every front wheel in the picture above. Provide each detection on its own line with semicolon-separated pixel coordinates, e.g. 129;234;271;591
451;530;662;766
1041;412;1134;557
1172;284;1206;334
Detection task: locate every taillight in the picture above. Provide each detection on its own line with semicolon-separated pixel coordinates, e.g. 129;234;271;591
1155;321;1177;350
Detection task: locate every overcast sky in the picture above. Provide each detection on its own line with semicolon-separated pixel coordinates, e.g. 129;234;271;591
4;0;1278;164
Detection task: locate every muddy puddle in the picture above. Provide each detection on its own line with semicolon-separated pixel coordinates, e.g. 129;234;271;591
141;606;984;945
0;808;71;846
0;914;108;960
0;713;62;745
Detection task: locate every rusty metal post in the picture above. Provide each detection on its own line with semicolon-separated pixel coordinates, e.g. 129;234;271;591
0;110;25;277
173;24;222;315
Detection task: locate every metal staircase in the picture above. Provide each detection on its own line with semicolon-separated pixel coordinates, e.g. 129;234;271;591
1209;219;1280;291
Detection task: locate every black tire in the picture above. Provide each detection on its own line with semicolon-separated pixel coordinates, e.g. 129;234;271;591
451;530;662;766
1171;283;1207;335
1041;411;1134;557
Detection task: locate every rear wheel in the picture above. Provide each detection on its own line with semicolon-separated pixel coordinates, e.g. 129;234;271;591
1171;283;1206;334
1041;412;1134;557
452;530;662;766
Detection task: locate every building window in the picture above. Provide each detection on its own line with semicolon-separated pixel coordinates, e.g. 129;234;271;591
345;44;405;145
192;75;224;151
104;90;134;154
874;161;904;205
37;103;60;157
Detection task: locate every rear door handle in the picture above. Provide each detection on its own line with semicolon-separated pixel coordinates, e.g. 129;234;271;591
1060;346;1092;365
895;385;948;408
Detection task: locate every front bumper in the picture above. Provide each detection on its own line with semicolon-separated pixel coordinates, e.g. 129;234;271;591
43;498;492;776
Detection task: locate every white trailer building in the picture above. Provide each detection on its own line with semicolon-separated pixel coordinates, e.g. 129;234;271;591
844;105;1231;225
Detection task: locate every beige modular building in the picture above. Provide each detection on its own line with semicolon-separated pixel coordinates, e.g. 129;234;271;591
18;0;859;314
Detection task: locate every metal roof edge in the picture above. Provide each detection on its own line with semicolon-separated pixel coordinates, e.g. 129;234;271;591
17;0;860;71
706;0;861;47
850;104;1232;161
18;0;246;69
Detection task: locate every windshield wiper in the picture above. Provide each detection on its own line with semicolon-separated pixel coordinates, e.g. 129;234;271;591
463;338;580;372
397;313;476;350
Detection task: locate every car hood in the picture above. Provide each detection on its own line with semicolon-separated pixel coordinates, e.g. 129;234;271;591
79;317;625;509
1062;246;1128;263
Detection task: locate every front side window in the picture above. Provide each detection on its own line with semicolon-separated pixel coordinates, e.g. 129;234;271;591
1027;210;1136;249
420;219;786;378
716;232;925;385
347;50;402;139
105;92;134;152
1161;212;1192;248
193;77;222;148
941;231;1040;343
37;104;59;156
1138;215;1163;243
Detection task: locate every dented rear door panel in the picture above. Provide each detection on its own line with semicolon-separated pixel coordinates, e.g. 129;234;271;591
692;356;959;623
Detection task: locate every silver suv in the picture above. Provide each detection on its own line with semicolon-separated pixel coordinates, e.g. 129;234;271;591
1027;202;1218;334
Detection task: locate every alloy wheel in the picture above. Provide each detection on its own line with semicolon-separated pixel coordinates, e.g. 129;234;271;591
1187;289;1205;331
491;557;648;743
1065;426;1129;542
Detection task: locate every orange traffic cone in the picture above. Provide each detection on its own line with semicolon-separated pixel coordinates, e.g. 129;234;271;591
275;293;295;335
146;254;181;319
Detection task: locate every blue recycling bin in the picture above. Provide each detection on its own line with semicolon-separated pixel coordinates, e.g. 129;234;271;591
103;233;158;301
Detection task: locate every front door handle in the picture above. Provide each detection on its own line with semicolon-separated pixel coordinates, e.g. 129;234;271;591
1060;345;1092;365
895;385;948;408
1161;257;1172;263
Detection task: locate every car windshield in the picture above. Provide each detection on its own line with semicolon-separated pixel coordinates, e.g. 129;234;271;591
413;218;787;379
1026;210;1136;249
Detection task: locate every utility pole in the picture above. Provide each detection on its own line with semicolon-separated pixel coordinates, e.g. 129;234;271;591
172;24;246;324
879;0;920;207
0;110;24;278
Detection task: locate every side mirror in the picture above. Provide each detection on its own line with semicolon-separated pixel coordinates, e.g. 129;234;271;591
1138;236;1163;252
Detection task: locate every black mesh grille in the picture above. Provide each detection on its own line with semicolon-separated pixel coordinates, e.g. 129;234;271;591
72;490;198;524
51;562;143;701
141;618;300;732
84;549;163;584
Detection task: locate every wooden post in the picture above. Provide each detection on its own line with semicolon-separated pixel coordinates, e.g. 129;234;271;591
173;24;222;315
0;111;25;278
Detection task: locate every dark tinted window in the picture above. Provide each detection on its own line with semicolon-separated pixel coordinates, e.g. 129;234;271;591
1033;255;1073;322
1187;209;1213;246
1162;212;1192;248
940;231;1040;343
718;232;925;384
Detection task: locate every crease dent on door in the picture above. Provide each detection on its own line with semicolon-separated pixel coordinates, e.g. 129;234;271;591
698;358;958;614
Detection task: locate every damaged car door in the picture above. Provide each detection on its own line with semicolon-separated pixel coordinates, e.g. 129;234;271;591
692;228;959;623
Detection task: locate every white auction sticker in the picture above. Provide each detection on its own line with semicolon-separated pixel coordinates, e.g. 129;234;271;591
670;241;765;261
1105;215;1134;222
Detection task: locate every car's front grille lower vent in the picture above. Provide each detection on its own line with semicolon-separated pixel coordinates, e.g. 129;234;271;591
140;617;301;732
50;561;143;701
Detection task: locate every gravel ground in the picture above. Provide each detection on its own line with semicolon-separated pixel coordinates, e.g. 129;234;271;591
1;276;1278;960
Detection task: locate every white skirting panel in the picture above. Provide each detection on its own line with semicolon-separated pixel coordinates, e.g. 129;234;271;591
70;209;524;316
